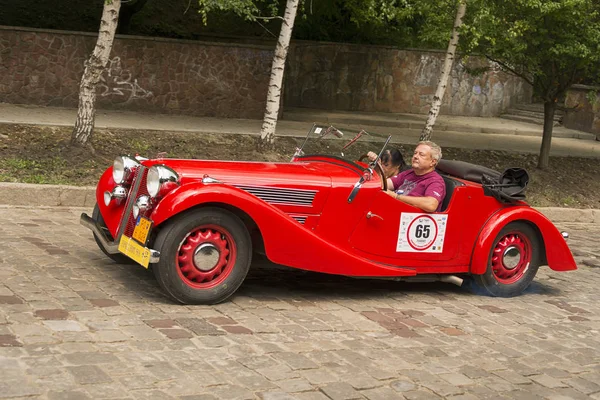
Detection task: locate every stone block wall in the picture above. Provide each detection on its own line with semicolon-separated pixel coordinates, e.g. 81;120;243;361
0;26;532;119
284;43;532;117
564;85;600;135
0;26;273;119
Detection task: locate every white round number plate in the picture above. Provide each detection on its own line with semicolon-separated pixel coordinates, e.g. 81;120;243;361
397;213;448;253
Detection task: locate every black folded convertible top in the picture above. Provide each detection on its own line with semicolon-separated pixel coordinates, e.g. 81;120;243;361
437;159;529;203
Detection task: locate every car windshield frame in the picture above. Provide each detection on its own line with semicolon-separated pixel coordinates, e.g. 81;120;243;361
291;124;392;166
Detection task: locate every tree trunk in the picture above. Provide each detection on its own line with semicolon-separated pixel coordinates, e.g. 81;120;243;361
71;0;121;147
420;0;467;142
258;0;299;150
537;101;556;169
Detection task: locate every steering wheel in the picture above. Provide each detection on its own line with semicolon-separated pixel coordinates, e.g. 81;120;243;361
358;154;388;191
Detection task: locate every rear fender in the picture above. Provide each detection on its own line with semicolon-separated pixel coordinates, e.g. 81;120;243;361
151;183;416;278
470;207;576;274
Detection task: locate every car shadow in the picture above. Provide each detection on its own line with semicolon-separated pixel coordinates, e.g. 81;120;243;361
240;258;564;301
100;256;564;305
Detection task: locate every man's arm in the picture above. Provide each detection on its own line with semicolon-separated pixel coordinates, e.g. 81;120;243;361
384;190;440;212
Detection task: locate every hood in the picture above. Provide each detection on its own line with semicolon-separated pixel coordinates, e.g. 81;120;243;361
145;158;364;215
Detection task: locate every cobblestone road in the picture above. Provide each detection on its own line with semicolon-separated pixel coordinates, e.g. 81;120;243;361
1;206;599;400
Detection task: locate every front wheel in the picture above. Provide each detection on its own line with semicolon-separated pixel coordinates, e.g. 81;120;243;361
473;222;541;297
153;207;252;305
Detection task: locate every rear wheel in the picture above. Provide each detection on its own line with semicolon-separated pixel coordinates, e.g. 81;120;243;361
474;222;541;297
92;204;133;264
153;207;252;305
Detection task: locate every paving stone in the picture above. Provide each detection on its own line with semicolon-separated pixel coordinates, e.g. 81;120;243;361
0;334;22;347
222;325;253;334
402;390;442;400
0;295;24;304
564;376;600;394
35;309;70;320
47;390;91;400
529;374;569;389
294;392;331;400
67;365;113;384
43;320;87;332
319;382;363;400
273;352;319;370
63;352;120;365
177;318;225;336
360;387;405;400
90;299;120;308
259;392;300;400
0;379;42;398
276;378;314;393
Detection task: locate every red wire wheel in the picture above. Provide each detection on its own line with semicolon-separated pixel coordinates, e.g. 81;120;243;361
153;208;252;305
473;222;541;297
490;232;531;285
176;225;237;289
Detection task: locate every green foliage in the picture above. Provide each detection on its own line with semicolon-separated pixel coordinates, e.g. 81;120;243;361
460;0;600;101
198;0;280;24
586;89;599;105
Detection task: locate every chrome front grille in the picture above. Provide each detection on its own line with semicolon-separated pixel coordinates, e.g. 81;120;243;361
116;165;149;239
235;185;317;206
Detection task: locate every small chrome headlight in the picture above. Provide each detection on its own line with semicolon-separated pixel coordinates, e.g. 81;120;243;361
147;165;179;198
103;186;128;206
132;195;151;219
113;156;141;185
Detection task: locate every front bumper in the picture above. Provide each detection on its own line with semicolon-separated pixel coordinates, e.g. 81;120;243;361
80;213;160;263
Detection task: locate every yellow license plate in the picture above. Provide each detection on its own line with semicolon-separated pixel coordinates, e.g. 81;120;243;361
132;217;152;244
118;236;151;268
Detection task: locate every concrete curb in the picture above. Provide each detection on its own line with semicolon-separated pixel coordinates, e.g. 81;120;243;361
0;182;97;208
1;182;598;224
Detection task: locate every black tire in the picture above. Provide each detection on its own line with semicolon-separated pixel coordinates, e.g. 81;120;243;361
92;204;134;264
473;222;541;297
152;207;252;305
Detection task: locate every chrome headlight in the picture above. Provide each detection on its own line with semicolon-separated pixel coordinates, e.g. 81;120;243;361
103;185;128;206
113;156;141;185
147;165;179;198
132;195;151;219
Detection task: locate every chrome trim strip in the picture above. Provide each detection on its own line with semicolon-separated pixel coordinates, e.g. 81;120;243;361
235;185;317;206
291;216;307;224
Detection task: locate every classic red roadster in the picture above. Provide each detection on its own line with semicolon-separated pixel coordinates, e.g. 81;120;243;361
80;125;576;304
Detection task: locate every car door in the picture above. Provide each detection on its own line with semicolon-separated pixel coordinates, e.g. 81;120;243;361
348;190;461;262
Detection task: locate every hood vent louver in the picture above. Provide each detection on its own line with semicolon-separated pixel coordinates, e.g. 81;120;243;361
234;185;317;206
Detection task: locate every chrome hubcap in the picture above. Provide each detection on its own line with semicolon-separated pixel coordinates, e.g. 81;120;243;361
502;246;521;270
193;243;220;271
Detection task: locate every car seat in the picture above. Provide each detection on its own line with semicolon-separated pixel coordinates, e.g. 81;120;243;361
440;175;464;212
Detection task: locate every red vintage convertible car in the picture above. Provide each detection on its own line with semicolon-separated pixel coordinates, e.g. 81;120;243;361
80;125;576;304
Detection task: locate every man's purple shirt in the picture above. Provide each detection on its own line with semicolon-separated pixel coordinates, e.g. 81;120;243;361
390;169;446;212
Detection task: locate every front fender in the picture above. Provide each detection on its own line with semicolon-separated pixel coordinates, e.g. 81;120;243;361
151;182;416;278
470;207;577;274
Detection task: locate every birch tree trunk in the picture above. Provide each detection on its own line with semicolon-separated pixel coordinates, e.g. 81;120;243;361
258;0;299;150
70;0;121;147
419;0;467;142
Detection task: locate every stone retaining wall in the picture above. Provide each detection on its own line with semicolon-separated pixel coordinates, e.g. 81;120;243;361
564;85;600;135
0;26;532;119
0;26;273;119
285;43;532;117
